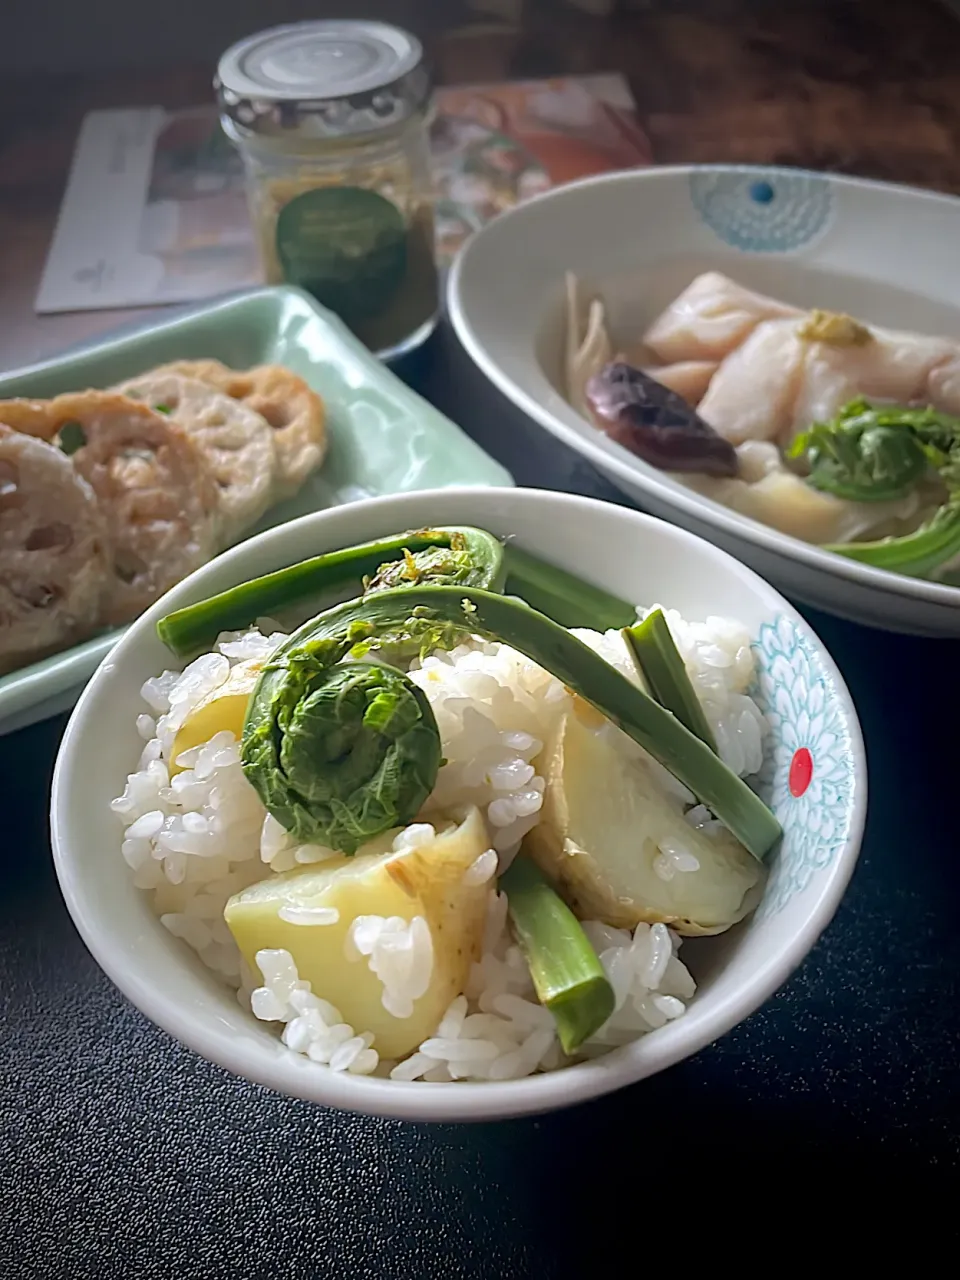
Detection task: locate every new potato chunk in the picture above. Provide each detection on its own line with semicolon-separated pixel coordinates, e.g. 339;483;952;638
169;657;263;774
224;806;491;1058
526;712;764;935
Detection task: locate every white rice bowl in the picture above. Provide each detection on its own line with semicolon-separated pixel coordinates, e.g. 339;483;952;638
51;488;865;1122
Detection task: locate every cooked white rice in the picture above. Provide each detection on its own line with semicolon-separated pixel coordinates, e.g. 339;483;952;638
112;604;766;1083
241;899;695;1082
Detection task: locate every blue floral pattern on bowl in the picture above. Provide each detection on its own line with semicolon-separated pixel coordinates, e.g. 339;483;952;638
749;615;856;916
689;166;833;253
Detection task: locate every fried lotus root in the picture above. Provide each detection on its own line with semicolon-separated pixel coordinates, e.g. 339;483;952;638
0;425;109;674
153;359;327;496
0;392;221;625
116;372;277;543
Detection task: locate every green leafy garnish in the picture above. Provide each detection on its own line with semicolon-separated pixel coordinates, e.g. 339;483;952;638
788;399;934;503
362;528;502;595
57;421;86;455
153;403;172;415
790;399;960;577
244;646;442;855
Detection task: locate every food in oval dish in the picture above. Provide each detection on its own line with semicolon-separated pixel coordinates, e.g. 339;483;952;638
566;271;960;583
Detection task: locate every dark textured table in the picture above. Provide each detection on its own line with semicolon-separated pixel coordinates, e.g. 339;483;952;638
2;320;959;1280
5;3;960;1271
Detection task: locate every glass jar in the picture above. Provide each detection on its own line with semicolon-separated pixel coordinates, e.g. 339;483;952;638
216;21;439;359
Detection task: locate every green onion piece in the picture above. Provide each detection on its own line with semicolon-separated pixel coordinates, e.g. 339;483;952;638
623;610;718;754
500;855;614;1054
503;544;636;631
157;527;503;657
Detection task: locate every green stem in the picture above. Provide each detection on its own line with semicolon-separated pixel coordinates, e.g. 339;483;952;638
503;544;637;631
825;501;960;578
158;530;642;657
500;855;615;1054
157;527;504;657
623;610;718;753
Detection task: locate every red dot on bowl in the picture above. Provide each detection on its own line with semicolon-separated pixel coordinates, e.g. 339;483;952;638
789;747;813;797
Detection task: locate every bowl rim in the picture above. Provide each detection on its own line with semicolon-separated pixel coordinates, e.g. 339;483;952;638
50;486;867;1122
446;162;960;612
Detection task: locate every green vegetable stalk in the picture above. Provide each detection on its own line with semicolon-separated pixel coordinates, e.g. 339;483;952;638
825;498;960;578
241;586;781;860
158;528;638;659
157;527;505;657
623;610;718;753
501;854;615;1053
502;544;636;632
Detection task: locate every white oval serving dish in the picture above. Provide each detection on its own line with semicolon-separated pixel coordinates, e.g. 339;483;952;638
449;164;960;636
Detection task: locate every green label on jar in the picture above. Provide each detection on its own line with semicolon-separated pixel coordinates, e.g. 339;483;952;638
275;186;408;324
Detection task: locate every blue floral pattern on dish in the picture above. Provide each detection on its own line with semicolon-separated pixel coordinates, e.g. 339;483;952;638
749;615;855;916
689;167;833;253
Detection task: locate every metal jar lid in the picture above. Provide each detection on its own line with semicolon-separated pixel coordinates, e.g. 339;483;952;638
216;20;431;140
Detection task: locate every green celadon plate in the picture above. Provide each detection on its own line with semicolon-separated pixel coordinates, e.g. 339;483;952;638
0;285;513;733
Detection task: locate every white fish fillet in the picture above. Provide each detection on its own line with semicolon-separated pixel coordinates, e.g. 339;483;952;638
642;272;801;364
568;268;960;551
564;276;720;414
697;316;960;447
697;319;806;444
794;325;960;428
641;360;719;406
